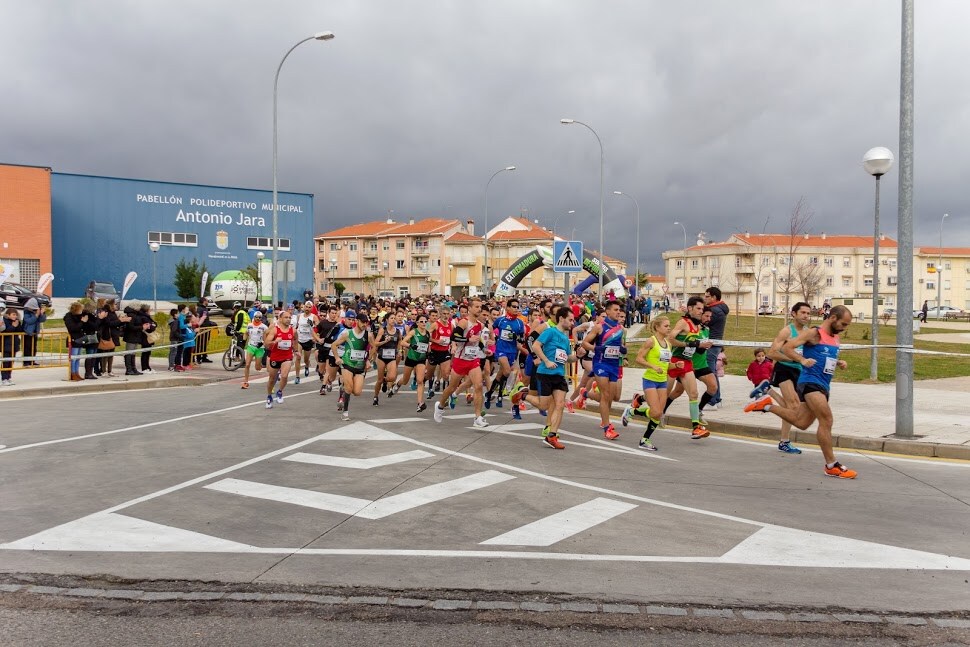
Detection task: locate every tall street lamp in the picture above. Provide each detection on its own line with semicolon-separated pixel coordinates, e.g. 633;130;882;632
771;267;778;313
863;146;894;381
673;221;688;306
272;31;334;309
938;212;949;319
149;242;160;312
613;190;640;295
483;166;515;296
256;251;265;302
561;118;605;299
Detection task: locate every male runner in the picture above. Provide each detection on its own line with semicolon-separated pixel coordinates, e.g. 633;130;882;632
533;306;576;449
664;297;712;438
434;297;488;428
745;305;857;478
314;305;342;395
241;311;267;389
580;300;625;439
263;310;294;410
293;301;318;384
486;298;526;409
427;306;453;396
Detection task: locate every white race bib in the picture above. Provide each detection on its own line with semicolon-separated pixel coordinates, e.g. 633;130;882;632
554;348;568;364
500;329;514;341
277;340;291;350
350;349;367;360
381;348;397;360
461;346;479;360
682;346;695;358
659;348;672;363
604;346;621;359
824;357;837;375
414;342;429;353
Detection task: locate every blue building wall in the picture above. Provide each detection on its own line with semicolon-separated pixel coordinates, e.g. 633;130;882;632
51;173;313;303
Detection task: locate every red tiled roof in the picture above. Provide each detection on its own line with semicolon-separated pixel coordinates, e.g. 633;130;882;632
919;247;970;255
730;234;898;248
490;229;554;241
643;275;666;283
445;232;483;243
390;218;459;235
316;220;401;238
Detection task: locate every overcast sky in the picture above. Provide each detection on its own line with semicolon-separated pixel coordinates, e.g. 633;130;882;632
4;0;969;274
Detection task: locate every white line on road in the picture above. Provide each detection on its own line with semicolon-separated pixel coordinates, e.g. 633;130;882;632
481;498;638;546
204;470;514;519
283;450;434;470
368;417;425;424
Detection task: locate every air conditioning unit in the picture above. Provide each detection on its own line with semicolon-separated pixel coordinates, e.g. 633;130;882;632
918;278;924;284
881;259;889;265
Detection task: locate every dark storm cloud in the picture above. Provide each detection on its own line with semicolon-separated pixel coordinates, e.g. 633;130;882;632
3;0;969;274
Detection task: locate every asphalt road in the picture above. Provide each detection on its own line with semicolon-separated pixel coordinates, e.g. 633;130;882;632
2;373;969;618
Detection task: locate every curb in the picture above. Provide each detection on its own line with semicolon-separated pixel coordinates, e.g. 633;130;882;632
0;373;235;399
1;582;967;629
582;402;970;462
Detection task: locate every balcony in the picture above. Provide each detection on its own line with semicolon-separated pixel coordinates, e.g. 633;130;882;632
362;248;378;258
412;245;430;257
734;263;756;273
412;264;430;274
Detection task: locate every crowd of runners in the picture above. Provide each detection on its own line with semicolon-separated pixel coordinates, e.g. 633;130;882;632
225;286;859;480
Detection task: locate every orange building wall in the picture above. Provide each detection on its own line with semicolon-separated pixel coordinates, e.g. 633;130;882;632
0;164;53;293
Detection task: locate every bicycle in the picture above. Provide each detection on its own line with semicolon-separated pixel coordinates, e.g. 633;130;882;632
222;325;245;371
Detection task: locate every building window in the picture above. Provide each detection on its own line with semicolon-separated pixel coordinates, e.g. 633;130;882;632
864;258;873;268
369;243;378;252
761;256;771;266
824;256;834;267
709;258;719;269
398;286;409;298
383;242;389;251
349;262;358;272
926;281;935;290
779;256;789;266
808;256;819;265
843;257;851;268
842;277;851;287
246;237;290;251
887;276;898;286
944;280;951;290
318;260;326;271
691;259;699;269
674;278;684;288
396;241;405;250
349;242;358;252
690;277;698;287
825;277;833;287
396;260;405;270
330;243;339;252
148;231;199;247
886;296;895;307
926;262;936;270
369;262;378;272
329;264;337;273
945;261;952;270
864;277;873;287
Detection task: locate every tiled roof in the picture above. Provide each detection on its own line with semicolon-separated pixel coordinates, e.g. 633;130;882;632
490;229;554;241
445;232;483;243
731;234;898;248
390;218;459;235
316;218;462;239
685;241;742;251
643;275;666;283
316;220;400;238
919;247;970;255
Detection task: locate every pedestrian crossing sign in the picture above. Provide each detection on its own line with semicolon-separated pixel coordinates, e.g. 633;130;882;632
553;240;583;273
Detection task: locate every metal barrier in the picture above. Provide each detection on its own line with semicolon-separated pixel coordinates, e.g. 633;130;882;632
0;331;72;371
188;326;230;364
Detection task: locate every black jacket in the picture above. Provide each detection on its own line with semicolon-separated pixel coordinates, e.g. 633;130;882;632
122;306;145;345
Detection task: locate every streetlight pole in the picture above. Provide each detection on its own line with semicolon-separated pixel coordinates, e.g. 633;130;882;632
863;146;894;381
938;213;949;319
256;251;265;302
771;268;778;313
483;166;516;297
674;221;688;306
149;242;160;312
561;119;605;299
613;191;640;296
272;31;334;309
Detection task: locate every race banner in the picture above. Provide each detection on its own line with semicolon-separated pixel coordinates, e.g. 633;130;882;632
36;272;54;294
200;271;209;299
0;262;12;287
121;271;138;302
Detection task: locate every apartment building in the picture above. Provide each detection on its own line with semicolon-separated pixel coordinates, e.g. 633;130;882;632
915;247;970;311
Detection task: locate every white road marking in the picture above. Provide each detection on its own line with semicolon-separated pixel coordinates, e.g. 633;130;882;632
444;413;478;420
283;450;434;470
0;391;318;454
368;417;425;424
463;425;674;459
481;498;638;546
204;470;514;519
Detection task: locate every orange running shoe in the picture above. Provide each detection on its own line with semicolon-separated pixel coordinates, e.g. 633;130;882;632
565;399;575;414
824;462;857;479
690;425;710;439
543;434;565;450
241;382;249;389
602;424;619;440
575;387;588;409
744;396;772;413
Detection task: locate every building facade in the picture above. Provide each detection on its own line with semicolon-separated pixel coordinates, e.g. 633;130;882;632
0;164;53;291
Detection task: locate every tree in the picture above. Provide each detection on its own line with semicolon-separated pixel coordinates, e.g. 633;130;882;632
779;197;814;322
361;273;382;295
333;281;346;298
426;278;439;294
794;259;825;305
173;258;208;300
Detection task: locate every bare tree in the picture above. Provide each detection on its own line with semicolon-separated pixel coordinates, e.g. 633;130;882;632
779;197;814;322
794;260;825;305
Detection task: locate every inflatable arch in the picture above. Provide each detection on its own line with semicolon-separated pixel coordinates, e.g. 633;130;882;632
494;245;627;298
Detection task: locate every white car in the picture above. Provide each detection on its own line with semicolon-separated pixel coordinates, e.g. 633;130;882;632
914;305;963;318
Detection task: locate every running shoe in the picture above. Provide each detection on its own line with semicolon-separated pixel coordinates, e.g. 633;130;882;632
411;378;417;391
509;382;527;404
691;425;710;439
341;411;350;421
512;404;521;420
749;379;771;400
381;381;387;393
698;412;708;426
602;424;619;440
433;401;444;423
565;399;575;414
539;409;547;417
449;394;457;409
387;385;394;399
541;425;551;437
466;392;473;405
295;376;301;385
336;394;344;412
473;416;489;428
638;438;658;451
304;367;309;378
319;384;326;395
621;405;632;427
391;383;400;395
631;393;644;410
275;390;284;404
427;385;435;398
543;434;565;450
241;382;249;389
326;383;333;393
416;402;427;413
434;380;442;391
373;396;379;406
484;394;492;409
744;396;772;413
824;462;857;479
575;388;588;410
778;441;802;454
495;394;503;408
265;395;273;409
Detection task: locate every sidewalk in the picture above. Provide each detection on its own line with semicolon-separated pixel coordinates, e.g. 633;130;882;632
0;362;234;398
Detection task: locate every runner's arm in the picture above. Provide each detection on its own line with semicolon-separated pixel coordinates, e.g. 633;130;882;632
766;326;793;363
782;328;820;366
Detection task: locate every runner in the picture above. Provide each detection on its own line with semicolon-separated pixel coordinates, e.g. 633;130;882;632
755;301;812;454
314;305;342;395
533;306;576;449
394;314;431;412
486;298;526;409
241;311;267;389
666;307;717;428
513;308;549;420
622;316;674;451
427;306;453;397
293;301;318;384
567;313;600;411
662;297;711;439
579;300;625;440
434;297;488;428
371;314;401;406
331;310;374;421
263;309;295;410
745;305;857;478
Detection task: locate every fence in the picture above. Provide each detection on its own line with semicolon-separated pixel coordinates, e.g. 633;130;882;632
0;330;71;371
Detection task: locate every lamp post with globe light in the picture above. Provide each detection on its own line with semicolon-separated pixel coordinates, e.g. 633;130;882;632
561;119;605;298
863;146;894;380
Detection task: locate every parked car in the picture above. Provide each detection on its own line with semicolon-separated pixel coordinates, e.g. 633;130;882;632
757;305;775;315
914;305;964;319
85;281;121;302
0;282;52;309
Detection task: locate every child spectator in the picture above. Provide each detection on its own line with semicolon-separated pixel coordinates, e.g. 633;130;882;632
746;348;773;386
716;349;727;378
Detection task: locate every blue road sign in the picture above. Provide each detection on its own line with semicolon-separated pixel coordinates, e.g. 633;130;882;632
553;240;583;273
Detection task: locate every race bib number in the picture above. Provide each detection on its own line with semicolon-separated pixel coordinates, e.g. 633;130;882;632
500;329;514;341
322;343;332;351
823;357;837;375
604;346;621;359
682;346;695;358
381;348;397;360
794;347;804;356
554;348;568;364
461;346;479;360
350;349;367;360
414;342;429;353
659;348;672;363
277;340;291;350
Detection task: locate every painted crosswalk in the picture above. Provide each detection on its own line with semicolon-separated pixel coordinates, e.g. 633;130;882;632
481;498;638;546
283;450;433;470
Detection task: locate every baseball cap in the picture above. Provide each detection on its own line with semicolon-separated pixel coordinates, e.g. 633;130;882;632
233;302;242;308
344;309;357;319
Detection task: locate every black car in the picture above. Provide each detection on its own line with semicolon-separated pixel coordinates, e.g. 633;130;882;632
85;281;121;303
0;282;52;309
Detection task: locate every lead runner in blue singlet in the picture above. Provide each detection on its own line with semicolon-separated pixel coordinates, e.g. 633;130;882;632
580;300;625;440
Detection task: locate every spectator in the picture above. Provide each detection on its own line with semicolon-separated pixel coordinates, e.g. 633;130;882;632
1;307;24;385
21;297;47;366
194;298;216;363
919;300;928;323
63;302;87;381
122;304;148;376
746;349;773;387
98;300;126;377
703;287;730;407
81;301;103;379
138;304;158;373
167;308;181;371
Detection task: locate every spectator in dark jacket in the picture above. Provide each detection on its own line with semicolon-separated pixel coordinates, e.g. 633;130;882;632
122;305;150;376
2;307;24;385
97;300;127;377
80;301;103;379
138;304;158;373
703;287;730;407
63;302;86;381
21;297;47;366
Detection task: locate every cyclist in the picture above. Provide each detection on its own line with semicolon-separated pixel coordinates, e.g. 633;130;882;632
230;302;250;350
